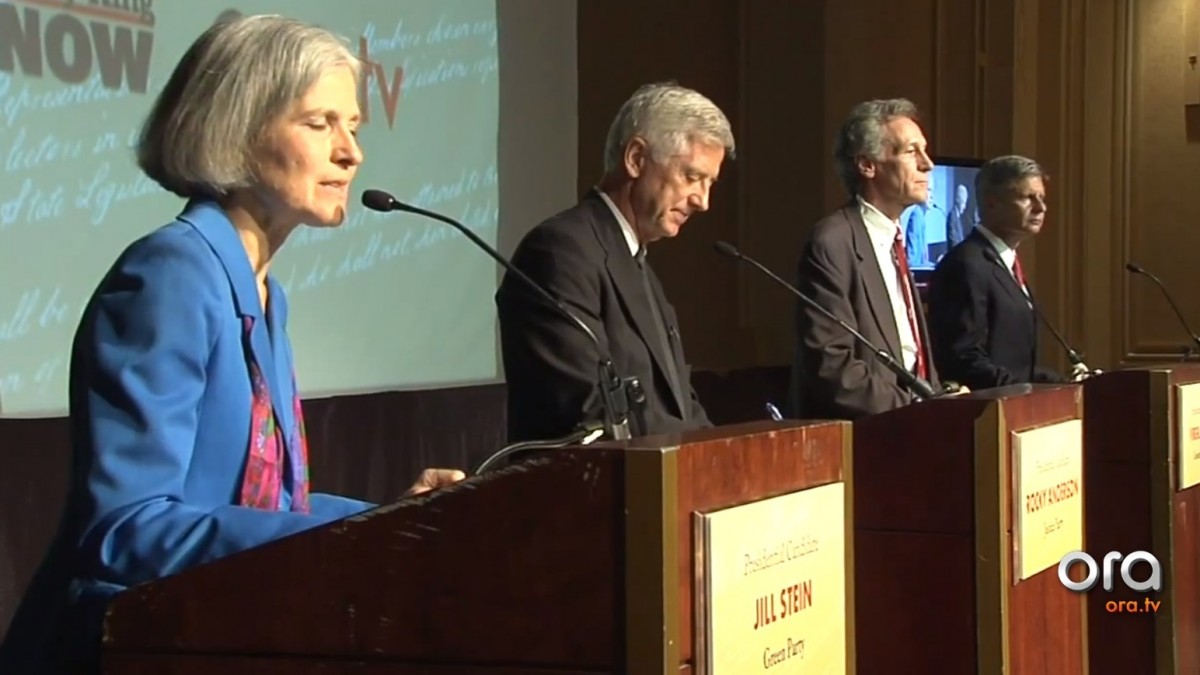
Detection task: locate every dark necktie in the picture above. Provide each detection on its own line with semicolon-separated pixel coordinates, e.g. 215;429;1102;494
635;248;687;420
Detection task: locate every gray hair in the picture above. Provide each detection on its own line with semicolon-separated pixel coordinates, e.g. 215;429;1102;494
602;82;736;173
975;155;1048;203
136;14;360;199
833;98;921;195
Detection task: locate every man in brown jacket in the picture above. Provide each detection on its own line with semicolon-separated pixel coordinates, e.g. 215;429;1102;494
789;98;949;420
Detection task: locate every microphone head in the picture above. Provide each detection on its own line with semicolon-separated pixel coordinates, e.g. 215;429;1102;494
1125;261;1145;274
361;189;398;212
713;241;741;259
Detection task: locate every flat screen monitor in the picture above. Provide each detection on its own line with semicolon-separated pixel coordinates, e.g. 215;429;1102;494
903;156;983;273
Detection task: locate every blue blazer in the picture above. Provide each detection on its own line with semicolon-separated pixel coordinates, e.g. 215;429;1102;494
0;200;375;674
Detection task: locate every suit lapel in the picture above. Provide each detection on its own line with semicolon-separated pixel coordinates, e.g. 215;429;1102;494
641;262;689;416
988;262;1037;352
990;264;1031;307
969;234;1037;355
264;279;298;448
970;231;1032;308
183;201;295;462
587;194;688;416
846;207;904;359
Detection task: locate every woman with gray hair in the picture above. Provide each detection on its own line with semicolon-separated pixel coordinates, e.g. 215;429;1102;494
0;14;462;674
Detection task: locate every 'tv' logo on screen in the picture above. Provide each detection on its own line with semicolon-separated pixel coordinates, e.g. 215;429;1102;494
0;0;154;94
357;38;404;131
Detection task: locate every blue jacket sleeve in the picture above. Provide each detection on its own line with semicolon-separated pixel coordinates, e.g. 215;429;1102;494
74;232;355;588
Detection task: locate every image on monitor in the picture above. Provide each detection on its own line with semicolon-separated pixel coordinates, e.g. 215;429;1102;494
902;157;983;271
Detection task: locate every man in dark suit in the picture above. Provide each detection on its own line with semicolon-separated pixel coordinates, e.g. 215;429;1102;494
496;82;734;442
946;183;972;248
789;98;953;421
927;155;1068;389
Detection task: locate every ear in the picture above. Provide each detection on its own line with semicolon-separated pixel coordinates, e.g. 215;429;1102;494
979;194;998;217
624;137;649;179
855;155;876;180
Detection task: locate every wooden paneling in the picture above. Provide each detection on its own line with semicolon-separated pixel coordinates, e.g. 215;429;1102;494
852;386;1086;673
1081;366;1200;674
822;1;939;210
934;0;984;157
1078;0;1132;370
1001;387;1088;674
1061;0;1200;368
1032;0;1087;374
576;0;1016;373
981;0;1019;159
103;449;627;670
99;421;849;673
571;0;1166;375
740;4;826;365
671;420;849;664
104;657;599;675
1125;0;1200;361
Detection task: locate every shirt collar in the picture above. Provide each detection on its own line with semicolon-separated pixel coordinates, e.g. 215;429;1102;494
977;224;1018;268
857;195;902;244
595;188;641;257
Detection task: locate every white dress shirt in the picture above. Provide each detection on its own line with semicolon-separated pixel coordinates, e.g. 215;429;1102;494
857;196;919;372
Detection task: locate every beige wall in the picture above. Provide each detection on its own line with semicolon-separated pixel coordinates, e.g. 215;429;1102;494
577;0;1193;374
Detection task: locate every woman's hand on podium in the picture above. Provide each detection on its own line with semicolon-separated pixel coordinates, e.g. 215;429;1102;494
404;468;467;497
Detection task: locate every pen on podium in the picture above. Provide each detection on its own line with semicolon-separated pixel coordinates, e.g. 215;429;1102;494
765;402;784;422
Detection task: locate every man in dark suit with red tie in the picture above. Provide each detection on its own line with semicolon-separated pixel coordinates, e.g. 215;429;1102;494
496;82;735;442
788;98;951;421
926;154;1066;389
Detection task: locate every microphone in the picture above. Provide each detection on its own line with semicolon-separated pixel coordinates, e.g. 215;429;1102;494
713;240;940;401
980;248;1095;380
1127;262;1200;359
474;422;606;474
360;189;635;440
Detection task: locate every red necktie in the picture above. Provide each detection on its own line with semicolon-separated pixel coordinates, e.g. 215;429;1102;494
891;232;928;379
1012;256;1027;288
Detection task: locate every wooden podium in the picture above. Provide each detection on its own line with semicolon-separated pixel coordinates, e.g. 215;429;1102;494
852;384;1087;674
101;421;855;675
1083;364;1200;674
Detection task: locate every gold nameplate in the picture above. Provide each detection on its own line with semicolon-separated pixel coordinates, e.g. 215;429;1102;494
1175;382;1200;491
693;482;847;674
1011;419;1084;581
